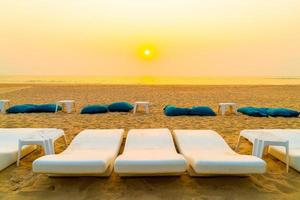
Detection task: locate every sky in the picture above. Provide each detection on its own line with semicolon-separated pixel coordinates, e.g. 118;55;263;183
0;0;300;77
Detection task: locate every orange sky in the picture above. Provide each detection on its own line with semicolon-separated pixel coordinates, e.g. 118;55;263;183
0;0;300;76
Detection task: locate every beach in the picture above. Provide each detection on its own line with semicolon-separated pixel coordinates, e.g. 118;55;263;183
0;84;300;200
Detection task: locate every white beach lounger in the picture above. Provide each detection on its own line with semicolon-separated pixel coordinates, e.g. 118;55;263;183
32;129;124;176
114;128;187;176
173;130;266;176
239;129;300;172
0;128;65;171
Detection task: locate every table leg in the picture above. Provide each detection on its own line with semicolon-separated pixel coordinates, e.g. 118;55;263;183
55;103;59;113
42;140;50;155
217;105;220;114
252;138;264;158
62;134;68;146
229;105;233;113
234;105;238;114
235;135;242;151
221;106;226;116
73;102;76;112
133;104;137;114
45;139;53;154
0;102;4;113
65;103;72;113
5;102;9;113
285;143;289;173
252;138;258;156
49;138;55;154
257;140;265;158
145;105;149;113
17;141;22;166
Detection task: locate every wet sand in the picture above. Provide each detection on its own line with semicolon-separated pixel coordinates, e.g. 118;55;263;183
0;84;300;200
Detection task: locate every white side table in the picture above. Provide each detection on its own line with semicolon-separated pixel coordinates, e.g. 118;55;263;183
218;103;238;116
0;100;10;113
56;100;76;113
236;132;289;173
17;137;52;166
133;101;150;114
17;130;67;166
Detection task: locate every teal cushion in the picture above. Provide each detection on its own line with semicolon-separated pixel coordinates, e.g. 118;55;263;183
267;108;299;117
81;105;108;114
7;104;61;113
6;104;37;113
108;102;133;112
34;104;61;113
190;106;216;116
237;107;269;117
164;105;191;116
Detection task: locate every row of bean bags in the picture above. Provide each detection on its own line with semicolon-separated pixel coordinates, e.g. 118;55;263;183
164;105;216;116
237;107;299;117
81;102;133;114
6;104;62;114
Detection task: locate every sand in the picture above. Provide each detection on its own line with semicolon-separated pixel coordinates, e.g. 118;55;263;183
0;84;300;200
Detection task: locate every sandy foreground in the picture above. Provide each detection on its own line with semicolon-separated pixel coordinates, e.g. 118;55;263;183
0;84;300;200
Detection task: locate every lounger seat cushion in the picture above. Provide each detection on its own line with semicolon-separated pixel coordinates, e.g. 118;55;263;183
108;102;133;112
33;151;111;174
188;152;266;174
81;105;108;114
173;130;266;175
6;104;61;113
190;106;216;116
163;105;191;116
266;108;299;117
237;107;269;117
33;129;124;176
115;151;187;174
114;129;187;175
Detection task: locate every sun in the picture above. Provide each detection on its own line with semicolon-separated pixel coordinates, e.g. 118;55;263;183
137;44;156;60
144;49;151;56
140;48;154;59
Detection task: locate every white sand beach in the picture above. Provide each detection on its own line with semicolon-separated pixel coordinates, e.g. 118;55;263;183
0;84;300;199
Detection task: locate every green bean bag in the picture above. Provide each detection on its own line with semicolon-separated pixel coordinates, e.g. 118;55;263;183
34;104;62;113
190;106;216;116
163;105;191;116
81;105;108;114
6;104;61;113
6;104;37;113
108;102;133;112
237;107;269;117
267;108;299;117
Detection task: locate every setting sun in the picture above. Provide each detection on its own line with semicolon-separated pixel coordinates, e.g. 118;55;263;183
144;49;151;56
138;45;155;60
143;49;154;59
